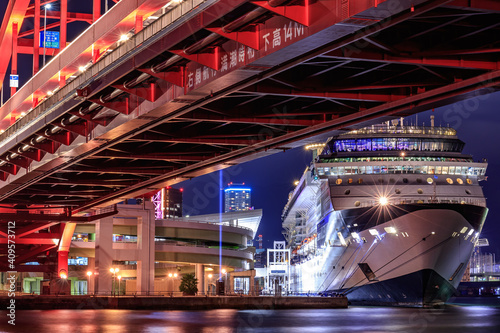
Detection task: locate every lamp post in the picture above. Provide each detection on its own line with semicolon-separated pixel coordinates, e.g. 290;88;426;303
221;268;227;294
109;267;119;296
117;275;122;296
168;272;177;296
43;4;51;67
86;271;93;295
207;273;213;296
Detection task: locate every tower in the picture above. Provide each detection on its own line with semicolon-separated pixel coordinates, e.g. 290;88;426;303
224;183;251;213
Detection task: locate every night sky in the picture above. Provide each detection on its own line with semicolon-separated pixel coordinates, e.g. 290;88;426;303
179;92;500;256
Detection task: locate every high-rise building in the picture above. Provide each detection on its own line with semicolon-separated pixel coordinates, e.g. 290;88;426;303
163;187;183;218
152;186;183;219
224;183;251;212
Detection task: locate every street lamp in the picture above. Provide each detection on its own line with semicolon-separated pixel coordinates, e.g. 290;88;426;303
221;268;228;295
207;273;213;296
86;271;93;295
43;4;51;67
110;267;119;296
168;272;177;296
117;275;122;296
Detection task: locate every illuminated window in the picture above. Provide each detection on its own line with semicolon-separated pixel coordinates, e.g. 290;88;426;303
395;189;401;194
446;178;453;184
348;178;353;184
336;179;342;185
427;178;433;184
358;178;363;184
354;201;361;207
417;189;423;194
466;179;473;185
457;178;463;184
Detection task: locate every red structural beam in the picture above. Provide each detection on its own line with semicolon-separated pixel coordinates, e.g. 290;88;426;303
0;0;31;91
17;38;58;55
24;9;93;22
447;0;500;12
324;49;500;70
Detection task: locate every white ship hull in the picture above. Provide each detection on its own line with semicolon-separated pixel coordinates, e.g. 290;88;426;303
290;204;487;306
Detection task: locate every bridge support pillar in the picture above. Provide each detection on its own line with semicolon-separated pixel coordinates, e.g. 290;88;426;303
95;216;114;294
135;205;155;295
196;264;204;295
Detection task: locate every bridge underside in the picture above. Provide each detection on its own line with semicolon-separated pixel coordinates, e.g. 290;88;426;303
0;1;498;220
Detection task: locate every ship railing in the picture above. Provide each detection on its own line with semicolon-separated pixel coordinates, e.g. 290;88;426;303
356;198;485;208
340;125;457;137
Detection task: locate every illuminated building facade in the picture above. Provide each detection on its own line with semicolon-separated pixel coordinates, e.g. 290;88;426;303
0;202;262;296
224;183;252;212
163;187;183;218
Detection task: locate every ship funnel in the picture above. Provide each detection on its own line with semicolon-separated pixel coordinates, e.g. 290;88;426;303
431;115;435;127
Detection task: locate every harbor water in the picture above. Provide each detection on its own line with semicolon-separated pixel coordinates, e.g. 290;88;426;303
1;298;500;333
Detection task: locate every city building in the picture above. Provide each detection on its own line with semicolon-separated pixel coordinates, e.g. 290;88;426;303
224;183;252;212
152;187;183;219
0;202;262;296
163;187;183;218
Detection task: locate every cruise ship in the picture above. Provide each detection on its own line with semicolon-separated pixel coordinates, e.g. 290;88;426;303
282;118;488;307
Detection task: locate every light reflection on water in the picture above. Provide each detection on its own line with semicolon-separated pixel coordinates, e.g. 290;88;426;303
2;303;500;333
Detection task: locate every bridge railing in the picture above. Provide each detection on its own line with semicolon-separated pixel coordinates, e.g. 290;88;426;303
0;0;207;146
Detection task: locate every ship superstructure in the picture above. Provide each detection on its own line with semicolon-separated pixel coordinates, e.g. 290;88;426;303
282;119;488;306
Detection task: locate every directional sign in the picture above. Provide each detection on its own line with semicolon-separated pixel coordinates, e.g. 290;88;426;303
39;31;60;49
9;74;19;88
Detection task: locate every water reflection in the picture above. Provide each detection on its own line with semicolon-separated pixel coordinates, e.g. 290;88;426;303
2;303;500;333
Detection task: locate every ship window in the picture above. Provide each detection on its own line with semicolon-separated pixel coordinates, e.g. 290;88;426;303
428;166;435;174
344;190;351;195
436;166;442;174
403;178;409;184
336;179;342;185
455;166;461;175
378;178;384;184
395;189;401;194
465;189;472;195
417;189;423;194
446;178;453;184
427;178;433;184
358;178;363;184
442;166;449;174
417;178;422;184
449;166;455;174
348;178;353;184
389;178;396;184
354;201;361;207
457;178;463;184
466;179;473;185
